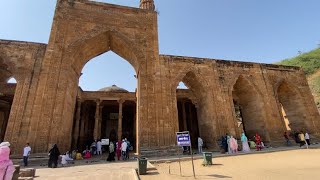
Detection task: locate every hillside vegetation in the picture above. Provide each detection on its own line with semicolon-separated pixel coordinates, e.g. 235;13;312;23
277;48;320;108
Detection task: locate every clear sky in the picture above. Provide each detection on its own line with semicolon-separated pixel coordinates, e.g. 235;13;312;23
1;0;320;91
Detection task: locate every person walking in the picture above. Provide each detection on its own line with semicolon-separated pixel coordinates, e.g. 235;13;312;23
125;138;130;159
107;141;115;162
305;132;310;146
221;136;228;154
48;144;61;168
23;143;31;167
198;137;203;154
121;139;128;161
298;131;306;148
241;133;250;152
229;136;238;154
116;140;121;161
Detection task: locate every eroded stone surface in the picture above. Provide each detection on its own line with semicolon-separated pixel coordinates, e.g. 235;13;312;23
0;0;319;156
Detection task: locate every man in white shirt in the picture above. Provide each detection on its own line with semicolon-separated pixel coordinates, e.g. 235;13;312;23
96;140;102;155
121;139;128;160
198;137;203;154
23;143;31;167
305;132;310;146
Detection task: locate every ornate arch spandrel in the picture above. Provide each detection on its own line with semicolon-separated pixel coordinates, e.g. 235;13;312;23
63;26;145;76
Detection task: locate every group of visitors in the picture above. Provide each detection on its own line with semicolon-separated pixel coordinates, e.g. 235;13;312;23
220;132;265;154
286;130;311;148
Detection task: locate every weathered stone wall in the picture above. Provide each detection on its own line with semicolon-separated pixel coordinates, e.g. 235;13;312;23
159;55;320;148
0;40;47;154
1;0;319;155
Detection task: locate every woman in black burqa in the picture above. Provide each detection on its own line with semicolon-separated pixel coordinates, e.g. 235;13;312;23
48;144;61;168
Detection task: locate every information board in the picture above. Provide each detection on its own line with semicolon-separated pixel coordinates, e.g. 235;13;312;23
176;131;191;146
101;139;109;145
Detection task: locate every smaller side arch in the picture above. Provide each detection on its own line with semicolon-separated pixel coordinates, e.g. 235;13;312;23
275;80;308;131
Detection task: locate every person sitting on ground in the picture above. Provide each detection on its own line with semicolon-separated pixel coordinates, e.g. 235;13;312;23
60;153;68;167
255;133;262;151
91;140;97;155
248;139;256;149
83;149;91;159
284;131;291;146
65;151;73;161
71;150;77;159
76;151;83;160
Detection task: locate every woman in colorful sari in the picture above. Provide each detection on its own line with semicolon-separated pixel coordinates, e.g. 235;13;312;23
255;133;262;151
241;133;250;152
116;140;122;161
0;142;15;180
229;136;238;154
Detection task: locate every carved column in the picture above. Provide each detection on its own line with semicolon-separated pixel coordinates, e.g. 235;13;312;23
117;99;125;141
182;100;187;130
93;99;101;140
98;104;103;139
73;98;81;148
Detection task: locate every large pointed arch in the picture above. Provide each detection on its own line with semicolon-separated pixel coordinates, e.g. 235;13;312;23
276;80;307;131
64;28;144;76
173;69;217;148
232;75;268;140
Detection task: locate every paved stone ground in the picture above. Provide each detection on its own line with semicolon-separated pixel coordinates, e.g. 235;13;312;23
142;147;320;180
14;145;319;180
35;161;137;180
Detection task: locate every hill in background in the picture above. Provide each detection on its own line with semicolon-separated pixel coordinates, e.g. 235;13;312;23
276;48;320;108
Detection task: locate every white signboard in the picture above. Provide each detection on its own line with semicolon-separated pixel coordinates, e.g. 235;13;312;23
101;139;109;145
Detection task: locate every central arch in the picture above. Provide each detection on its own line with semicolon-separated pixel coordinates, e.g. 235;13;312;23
65;29;143;76
64;29;144;153
232;76;268;140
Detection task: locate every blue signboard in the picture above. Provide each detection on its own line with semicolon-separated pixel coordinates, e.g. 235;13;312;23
176;132;191;146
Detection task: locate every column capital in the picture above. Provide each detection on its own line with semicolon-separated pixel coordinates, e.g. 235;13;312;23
95;99;101;105
118;99;125;104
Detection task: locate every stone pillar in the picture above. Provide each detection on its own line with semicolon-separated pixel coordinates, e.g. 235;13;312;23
188;102;193;131
117;99;125;141
182;101;187;130
93;100;101;140
73;98;81;148
98;104;103;139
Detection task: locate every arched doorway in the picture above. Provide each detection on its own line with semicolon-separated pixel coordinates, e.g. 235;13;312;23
68;31;140;153
232;76;268;140
277;81;307;132
174;71;215;149
0;72;16;141
176;82;199;148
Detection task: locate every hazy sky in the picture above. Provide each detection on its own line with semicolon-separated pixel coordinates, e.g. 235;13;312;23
1;0;319;91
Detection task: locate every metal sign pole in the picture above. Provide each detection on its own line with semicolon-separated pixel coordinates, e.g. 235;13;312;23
189;132;196;178
179;148;182;176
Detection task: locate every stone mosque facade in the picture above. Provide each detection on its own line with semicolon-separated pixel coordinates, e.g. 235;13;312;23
0;0;319;155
